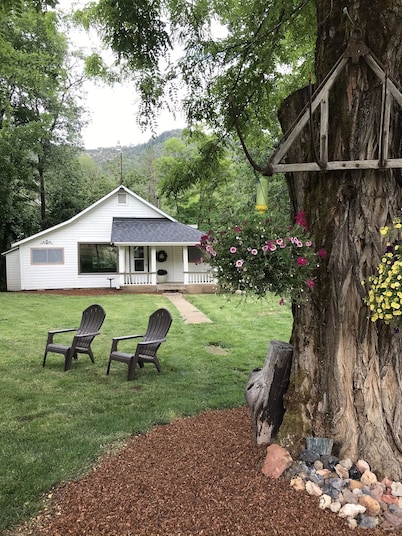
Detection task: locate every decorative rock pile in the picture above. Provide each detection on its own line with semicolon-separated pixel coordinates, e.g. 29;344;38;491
262;442;402;530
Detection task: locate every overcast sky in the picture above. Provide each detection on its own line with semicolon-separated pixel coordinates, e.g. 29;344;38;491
80;80;186;150
59;1;186;149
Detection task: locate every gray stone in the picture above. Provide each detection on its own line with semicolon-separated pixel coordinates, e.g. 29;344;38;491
358;515;379;529
320;454;339;471
388;504;402;517
327;477;346;491
343;488;359;504
300;449;320;464
322;482;340;499
306;436;333;455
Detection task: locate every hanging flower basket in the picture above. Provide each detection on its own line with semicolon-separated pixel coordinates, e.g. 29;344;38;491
197;212;326;302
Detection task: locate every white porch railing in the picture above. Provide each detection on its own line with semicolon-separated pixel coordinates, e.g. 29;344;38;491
186;271;216;284
123;272;154;285
121;271;216;286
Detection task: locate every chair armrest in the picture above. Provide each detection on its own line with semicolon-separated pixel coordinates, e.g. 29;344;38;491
74;331;101;339
138;338;166;346
110;334;143;353
46;328;77;345
113;334;144;341
48;328;77;334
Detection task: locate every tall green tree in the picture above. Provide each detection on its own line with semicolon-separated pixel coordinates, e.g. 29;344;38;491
0;2;88;288
0;3;86;248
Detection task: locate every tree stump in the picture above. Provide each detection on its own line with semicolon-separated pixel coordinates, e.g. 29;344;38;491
245;340;293;445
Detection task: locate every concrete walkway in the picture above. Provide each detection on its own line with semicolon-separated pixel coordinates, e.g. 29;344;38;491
163;293;212;324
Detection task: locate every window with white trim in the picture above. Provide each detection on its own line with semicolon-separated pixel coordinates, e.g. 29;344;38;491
188;246;202;263
31;248;64;265
117;192;127;204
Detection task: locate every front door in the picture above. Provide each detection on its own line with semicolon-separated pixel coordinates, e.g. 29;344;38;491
133;246;148;273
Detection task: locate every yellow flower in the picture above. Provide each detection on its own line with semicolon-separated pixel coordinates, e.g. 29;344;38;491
380;226;389;236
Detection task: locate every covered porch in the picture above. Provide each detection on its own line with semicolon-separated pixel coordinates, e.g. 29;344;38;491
111;217;216;292
114;244;216;290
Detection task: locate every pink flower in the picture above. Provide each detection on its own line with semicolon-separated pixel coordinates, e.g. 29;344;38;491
317;248;327;258
279;298;285;306
234;225;242;232
297;257;308;266
306;279;315;288
267;242;276;251
262;244;270;252
295;211;308;231
230;246;237;253
251;249;258;255
276;238;284;246
305;241;312;247
235;259;244;267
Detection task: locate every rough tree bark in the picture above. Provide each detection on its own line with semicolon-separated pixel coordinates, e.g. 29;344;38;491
245;340;293;445
278;0;402;478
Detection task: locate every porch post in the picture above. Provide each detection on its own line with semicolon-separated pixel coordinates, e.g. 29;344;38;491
150;246;157;284
118;247;125;285
183;246;189;284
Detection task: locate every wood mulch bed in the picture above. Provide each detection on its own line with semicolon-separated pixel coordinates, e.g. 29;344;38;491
6;407;386;536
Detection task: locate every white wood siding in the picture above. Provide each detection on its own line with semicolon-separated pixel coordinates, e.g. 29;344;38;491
5;250;21;291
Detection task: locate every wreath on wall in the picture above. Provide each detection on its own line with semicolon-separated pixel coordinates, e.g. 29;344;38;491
157;250;168;263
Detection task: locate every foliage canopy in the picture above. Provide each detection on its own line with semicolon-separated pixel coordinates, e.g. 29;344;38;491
79;0;316;148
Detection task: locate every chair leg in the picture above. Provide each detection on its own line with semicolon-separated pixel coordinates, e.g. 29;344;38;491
87;349;95;363
43;351;48;367
127;356;139;381
106;359;112;375
153;357;161;373
64;348;73;371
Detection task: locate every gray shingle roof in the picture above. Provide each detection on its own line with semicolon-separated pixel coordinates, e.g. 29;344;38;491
111;218;205;244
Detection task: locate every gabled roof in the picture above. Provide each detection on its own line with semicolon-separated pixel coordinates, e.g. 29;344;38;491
111;218;204;245
7;185;176;249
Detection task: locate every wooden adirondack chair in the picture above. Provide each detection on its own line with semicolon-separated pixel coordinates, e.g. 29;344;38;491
43;304;106;371
106;308;173;381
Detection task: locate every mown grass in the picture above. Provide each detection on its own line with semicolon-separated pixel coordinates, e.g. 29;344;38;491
0;291;292;531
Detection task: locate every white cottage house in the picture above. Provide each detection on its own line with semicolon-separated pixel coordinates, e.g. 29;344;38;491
2;185;216;293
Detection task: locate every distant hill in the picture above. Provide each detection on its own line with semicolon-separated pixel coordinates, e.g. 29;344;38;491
84;129;183;171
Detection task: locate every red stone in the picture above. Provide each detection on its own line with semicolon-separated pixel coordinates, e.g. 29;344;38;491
262;444;293;479
381;493;399;505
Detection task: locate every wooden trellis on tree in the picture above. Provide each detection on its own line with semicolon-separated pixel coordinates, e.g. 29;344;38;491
234;29;402;176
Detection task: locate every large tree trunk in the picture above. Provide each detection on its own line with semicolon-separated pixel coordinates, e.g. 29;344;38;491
279;0;402;478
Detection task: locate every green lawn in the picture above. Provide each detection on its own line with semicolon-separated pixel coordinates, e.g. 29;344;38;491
0;291;292;531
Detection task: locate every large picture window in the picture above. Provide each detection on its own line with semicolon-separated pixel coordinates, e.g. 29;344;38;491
31;248;64;265
79;244;117;273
